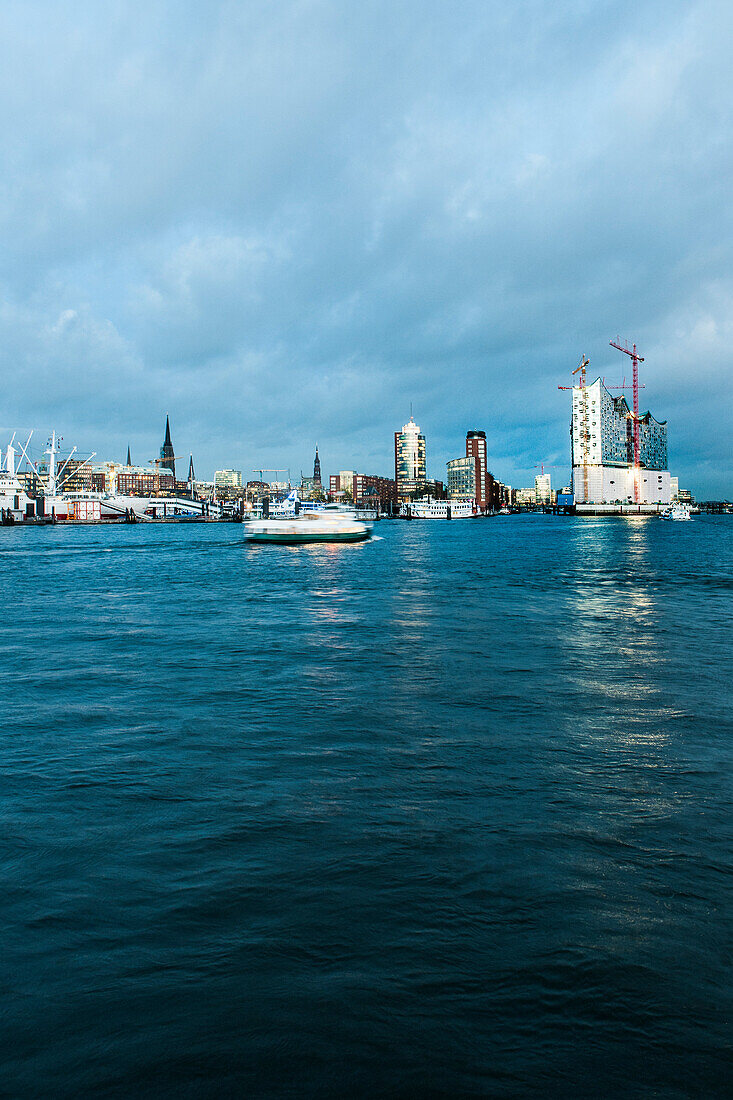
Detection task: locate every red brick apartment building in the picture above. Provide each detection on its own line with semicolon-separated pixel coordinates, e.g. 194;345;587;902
329;473;397;508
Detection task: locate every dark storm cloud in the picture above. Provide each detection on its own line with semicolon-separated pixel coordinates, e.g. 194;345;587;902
1;0;731;493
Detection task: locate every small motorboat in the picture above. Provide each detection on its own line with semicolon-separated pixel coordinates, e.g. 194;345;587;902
244;510;372;544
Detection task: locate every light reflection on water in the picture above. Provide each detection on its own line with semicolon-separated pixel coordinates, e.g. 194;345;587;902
0;516;731;1097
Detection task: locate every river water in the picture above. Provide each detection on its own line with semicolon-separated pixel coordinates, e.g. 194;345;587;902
2;515;731;1097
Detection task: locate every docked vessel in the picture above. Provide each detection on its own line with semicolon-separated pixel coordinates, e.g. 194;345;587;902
660;502;692;521
0;441;32;522
401;497;479;519
244;510;372;544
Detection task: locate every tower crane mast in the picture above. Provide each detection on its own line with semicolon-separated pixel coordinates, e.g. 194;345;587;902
610;338;644;502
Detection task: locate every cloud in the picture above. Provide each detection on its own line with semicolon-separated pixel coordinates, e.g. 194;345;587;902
0;0;731;494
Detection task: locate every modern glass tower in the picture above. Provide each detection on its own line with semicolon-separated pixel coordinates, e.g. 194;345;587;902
394;416;426;500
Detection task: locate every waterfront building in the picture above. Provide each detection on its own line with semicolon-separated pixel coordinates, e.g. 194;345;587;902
423;478;446;499
394;416;426;500
352;474;396;508
534;473;551;504
337;470;355;496
245;480;269;501
93;462;174;495
55;458;94;493
215;469;243;489
329;472;396;508
447;457;475;500
515;488;536;506
465;430;491;508
160;416;176;482
570;377;673;504
447;430;493;507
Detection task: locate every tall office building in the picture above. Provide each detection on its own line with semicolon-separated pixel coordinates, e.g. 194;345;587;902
394;416;426;500
447;430;493;507
160;415;176;481
465;430;490;508
534;473;551;504
570;378;672;503
447;457;475;499
215;469;243;489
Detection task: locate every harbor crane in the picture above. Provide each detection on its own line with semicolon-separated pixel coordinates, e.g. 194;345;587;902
610;338;644;502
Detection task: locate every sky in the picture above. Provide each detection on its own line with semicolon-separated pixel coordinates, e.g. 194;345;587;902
1;0;731;495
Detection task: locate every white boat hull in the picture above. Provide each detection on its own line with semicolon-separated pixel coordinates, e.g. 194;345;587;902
245;514;372;544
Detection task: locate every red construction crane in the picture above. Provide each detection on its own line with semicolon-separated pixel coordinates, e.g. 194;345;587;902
609;338;644;502
603;375;646;392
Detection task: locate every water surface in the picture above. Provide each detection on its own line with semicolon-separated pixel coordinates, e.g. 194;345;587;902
2;515;731;1096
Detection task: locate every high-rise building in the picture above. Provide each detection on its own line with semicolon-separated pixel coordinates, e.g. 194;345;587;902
394;416;426;500
570;377;672;503
160;415;176;481
447;430;493;507
465;430;491;508
215;469;242;489
534;473;551;504
447;457;475;499
313;446;322;487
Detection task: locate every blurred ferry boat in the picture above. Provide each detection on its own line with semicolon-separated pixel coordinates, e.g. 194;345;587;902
245;509;372;544
260;492;377;520
401;498;478;519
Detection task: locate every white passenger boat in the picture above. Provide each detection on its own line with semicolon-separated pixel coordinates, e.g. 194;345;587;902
401;497;479;519
660;502;692;521
244;510;372;544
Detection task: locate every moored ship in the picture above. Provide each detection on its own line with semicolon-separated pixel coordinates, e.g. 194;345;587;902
401;497;479;519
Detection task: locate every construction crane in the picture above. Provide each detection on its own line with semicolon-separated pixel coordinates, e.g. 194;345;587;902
533;463;563;475
558;355;591;503
149;456;182;468
610;338;644;502
603;375;646;392
252;468;290;486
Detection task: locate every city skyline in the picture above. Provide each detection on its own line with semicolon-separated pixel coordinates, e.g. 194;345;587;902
1;3;731;495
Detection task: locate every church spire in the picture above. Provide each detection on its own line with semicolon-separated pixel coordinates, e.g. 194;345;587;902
313;444;321;486
160;415;176;480
126;444;132;466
